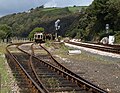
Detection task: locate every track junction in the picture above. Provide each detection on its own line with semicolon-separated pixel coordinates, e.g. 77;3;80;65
5;42;108;93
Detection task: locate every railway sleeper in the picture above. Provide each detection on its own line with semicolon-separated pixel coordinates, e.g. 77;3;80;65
38;75;68;79
44;83;80;87
17;82;32;88
7;43;108;93
39;76;71;82
41;78;78;87
47;87;86;93
19;88;32;93
37;72;57;75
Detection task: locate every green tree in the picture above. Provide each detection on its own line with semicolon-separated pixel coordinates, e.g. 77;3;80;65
0;30;6;39
0;24;12;42
0;7;78;38
28;27;44;38
78;0;114;41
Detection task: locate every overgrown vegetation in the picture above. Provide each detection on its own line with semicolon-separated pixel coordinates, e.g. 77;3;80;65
68;0;120;43
0;43;11;93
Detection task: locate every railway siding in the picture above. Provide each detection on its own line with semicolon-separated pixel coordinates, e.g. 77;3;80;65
65;41;120;58
5;42;108;93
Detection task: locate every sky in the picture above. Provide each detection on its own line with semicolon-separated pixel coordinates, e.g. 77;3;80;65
0;0;94;17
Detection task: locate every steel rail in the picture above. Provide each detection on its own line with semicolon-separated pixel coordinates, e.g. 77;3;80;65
17;43;85;92
6;42;46;93
29;43;49;93
67;41;120;54
38;44;108;93
86;42;120;49
27;43;108;93
17;42;108;92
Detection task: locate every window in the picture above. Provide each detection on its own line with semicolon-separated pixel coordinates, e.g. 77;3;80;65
38;35;40;38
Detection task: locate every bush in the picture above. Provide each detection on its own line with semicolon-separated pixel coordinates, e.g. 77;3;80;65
115;32;120;43
28;27;44;38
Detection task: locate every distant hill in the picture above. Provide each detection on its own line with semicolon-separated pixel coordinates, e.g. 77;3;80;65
0;6;87;37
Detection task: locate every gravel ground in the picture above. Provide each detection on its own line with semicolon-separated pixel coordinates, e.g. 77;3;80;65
50;43;120;93
5;42;120;93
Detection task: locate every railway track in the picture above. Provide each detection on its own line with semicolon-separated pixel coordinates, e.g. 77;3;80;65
6;42;48;93
86;42;120;49
66;41;120;54
6;42;108;93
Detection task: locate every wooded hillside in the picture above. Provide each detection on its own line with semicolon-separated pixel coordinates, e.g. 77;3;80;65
73;0;120;43
0;0;120;43
0;6;84;38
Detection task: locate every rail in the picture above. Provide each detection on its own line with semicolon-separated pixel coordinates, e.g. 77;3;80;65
6;42;48;93
67;41;120;54
38;44;108;93
6;42;108;93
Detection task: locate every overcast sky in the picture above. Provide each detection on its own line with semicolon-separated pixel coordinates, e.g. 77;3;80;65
0;0;93;17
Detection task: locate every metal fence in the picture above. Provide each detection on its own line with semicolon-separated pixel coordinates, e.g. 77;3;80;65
0;38;34;43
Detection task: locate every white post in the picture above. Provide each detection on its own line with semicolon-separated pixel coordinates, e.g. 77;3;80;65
106;24;109;33
55;19;60;41
55;32;57;40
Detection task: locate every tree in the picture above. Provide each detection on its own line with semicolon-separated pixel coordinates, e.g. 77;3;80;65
0;24;12;42
73;5;76;7
39;5;44;8
0;7;76;38
78;0;113;41
0;30;6;39
28;27;44;38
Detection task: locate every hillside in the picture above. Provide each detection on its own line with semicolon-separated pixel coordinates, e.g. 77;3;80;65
1;1;120;43
72;0;120;43
0;6;85;38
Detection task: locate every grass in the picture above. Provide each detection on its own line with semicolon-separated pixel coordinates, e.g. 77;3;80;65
41;8;56;11
0;43;7;53
68;6;87;13
62;50;110;64
47;77;60;88
51;43;116;64
45;40;53;47
42;6;88;13
0;43;11;93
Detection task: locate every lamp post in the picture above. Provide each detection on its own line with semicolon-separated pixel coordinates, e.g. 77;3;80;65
55;19;60;41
